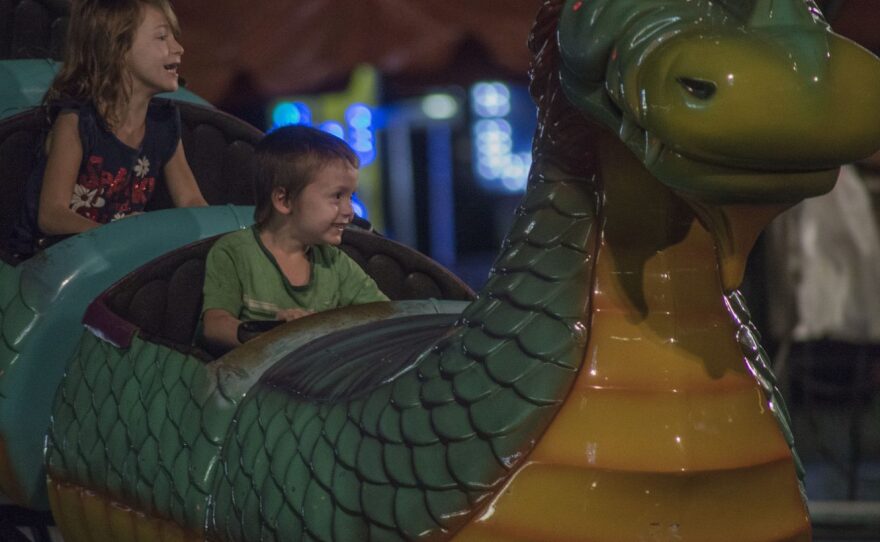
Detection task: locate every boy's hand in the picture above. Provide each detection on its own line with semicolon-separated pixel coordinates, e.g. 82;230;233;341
276;308;314;321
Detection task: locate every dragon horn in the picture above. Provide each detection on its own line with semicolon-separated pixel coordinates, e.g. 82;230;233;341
748;0;817;27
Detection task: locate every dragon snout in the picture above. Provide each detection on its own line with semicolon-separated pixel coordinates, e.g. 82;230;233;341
635;29;880;172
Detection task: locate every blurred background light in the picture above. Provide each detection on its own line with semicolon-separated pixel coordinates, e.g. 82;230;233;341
318;120;345;139
345;103;376;166
271;101;311;128
351;192;367;219
421;93;459;120
471;82;511;118
471;93;531;194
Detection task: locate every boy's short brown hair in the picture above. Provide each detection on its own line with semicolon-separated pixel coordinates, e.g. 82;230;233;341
253;125;360;227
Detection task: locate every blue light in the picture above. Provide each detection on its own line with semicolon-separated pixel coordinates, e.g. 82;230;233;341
319;121;345;139
345;103;376;166
351;134;374;153
351;192;368;219
346;104;372;129
272;101;311;128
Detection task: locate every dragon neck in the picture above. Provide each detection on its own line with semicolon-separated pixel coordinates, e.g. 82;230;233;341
593;129;721;319
579;128;761;390
460;158;597;358
455;127;808;539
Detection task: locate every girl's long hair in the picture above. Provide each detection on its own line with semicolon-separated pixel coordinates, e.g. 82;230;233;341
45;0;181;128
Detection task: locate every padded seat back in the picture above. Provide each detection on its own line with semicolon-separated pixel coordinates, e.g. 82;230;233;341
0;108;44;258
102;236;215;350
96;228;475;359
0;0;70;60
146;101;264;210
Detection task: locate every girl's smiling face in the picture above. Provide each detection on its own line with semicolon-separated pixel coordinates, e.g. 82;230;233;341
286;162;359;247
126;4;183;97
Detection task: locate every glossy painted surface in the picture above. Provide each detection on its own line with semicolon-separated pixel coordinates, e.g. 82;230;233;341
559;0;880;204
454;126;810;541
0;206;253;508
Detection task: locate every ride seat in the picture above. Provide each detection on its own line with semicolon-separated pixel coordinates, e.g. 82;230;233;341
0;0;70;60
88;229;475;361
146;101;263;210
0;108;43;262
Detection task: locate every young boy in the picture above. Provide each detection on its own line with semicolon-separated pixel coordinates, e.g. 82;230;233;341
201;125;389;351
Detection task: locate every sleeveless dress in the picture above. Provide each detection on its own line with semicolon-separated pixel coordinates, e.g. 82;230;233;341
9;98;181;257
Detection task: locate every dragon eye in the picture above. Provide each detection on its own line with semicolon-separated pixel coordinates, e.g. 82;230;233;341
677;77;717;100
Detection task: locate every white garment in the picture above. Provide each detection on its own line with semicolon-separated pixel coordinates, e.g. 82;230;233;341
791;165;880;342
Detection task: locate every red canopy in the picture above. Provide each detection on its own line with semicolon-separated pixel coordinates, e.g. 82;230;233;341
175;0;541;104
174;0;880;105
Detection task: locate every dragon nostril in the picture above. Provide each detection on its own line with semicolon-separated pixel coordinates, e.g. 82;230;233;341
676;77;717;100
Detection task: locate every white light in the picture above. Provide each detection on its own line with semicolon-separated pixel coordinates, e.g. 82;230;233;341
471;83;531;193
472;82;511;117
421;94;458;120
319;121;345;139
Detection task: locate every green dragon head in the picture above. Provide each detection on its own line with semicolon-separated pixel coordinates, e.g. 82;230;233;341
558;0;880;205
556;0;880;289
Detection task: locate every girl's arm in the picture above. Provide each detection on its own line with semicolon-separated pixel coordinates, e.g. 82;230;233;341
37;112;101;235
164;140;208;207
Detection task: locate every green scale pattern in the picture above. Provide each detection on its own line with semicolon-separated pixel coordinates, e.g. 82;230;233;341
46;332;237;532
211;174;598;541
0;261;27;397
2;206;255;509
726;290;806;493
0;260;44;503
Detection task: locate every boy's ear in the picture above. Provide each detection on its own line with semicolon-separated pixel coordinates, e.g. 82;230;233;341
271;187;293;215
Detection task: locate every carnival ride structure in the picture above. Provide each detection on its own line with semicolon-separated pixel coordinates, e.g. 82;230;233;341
2;0;880;540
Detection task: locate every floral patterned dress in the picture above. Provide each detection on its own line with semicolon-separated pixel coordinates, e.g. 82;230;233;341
10;99;181;257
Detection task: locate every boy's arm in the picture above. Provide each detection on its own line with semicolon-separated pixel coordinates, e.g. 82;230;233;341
202;309;241;351
202;240;244;351
337;251;390;306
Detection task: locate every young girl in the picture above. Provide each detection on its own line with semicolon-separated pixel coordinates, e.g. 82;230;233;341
10;0;207;257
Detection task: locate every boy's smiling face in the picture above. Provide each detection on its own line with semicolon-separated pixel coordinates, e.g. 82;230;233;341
285;162;358;247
